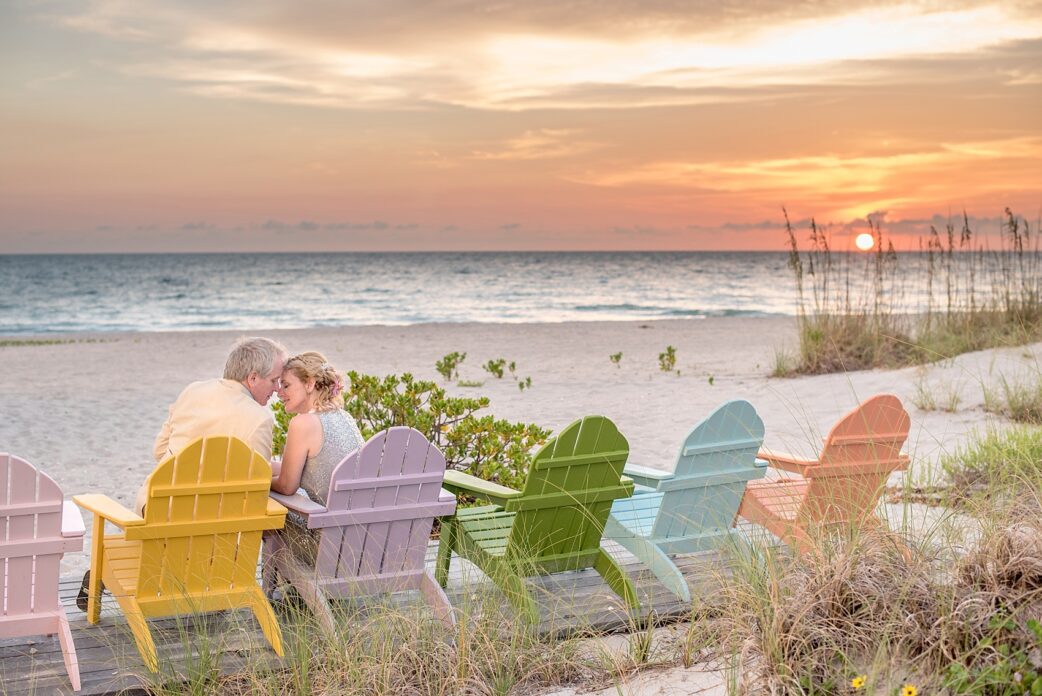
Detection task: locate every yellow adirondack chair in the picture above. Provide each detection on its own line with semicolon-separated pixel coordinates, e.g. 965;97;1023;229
74;436;287;672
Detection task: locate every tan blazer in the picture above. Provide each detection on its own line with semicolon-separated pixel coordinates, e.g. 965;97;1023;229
135;379;274;513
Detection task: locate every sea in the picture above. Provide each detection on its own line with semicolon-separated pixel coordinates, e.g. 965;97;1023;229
0;251;983;335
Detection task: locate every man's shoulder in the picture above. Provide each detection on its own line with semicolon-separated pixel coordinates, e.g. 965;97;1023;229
177;380;271;420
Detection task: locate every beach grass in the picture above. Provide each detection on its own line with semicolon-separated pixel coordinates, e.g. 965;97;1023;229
776;208;1042;376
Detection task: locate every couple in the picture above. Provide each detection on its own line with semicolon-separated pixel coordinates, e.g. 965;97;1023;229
78;337;363;610
148;336;363;515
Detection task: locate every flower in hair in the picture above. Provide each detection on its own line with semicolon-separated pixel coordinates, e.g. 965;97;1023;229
329;374;344;398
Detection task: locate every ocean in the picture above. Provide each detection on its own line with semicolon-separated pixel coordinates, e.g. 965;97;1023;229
0;251;980;334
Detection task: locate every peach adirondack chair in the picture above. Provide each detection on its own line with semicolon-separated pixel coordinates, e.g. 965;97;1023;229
74;436;287;672
264;427;456;636
0;453;85;691
736;394;911;552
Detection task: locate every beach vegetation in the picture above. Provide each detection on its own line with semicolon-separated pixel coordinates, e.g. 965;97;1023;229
940;426;1042;502
658;345;677;372
435;351;466;382
0;337;111;347
780;207;1042;375
273;371;549;490
517;376;532;392
457;379;484;388
983;370;1042;425
610;351;623;367
911;370;963;413
482;358;507;378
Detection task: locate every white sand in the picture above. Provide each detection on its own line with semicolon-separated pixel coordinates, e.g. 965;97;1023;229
2;316;1038;580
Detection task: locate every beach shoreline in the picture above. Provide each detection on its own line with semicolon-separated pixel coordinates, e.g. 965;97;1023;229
1;315;1037;576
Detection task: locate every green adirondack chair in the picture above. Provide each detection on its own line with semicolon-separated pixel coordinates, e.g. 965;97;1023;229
604;400;767;603
435;415;639;623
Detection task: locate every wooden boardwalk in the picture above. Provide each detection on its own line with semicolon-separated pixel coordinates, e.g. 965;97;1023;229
0;539;742;695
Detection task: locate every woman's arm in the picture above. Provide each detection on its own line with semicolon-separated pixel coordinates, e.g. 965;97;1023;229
271;414;320;495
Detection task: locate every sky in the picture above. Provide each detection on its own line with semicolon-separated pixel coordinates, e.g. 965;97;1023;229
2;0;1041;252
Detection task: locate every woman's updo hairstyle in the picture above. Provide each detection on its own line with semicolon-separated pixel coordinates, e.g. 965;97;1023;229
283;351;344;412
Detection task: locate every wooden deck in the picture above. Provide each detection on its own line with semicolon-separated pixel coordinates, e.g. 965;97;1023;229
0;538;746;695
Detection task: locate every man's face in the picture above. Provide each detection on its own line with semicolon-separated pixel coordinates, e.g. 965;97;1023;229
247;358;285;405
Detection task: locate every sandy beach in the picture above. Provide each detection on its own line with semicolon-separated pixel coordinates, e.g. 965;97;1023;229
2;315;1038;578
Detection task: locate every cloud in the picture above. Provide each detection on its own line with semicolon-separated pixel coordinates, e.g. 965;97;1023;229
500;223;520;231
40;1;1042;112
470;129;601;160
180;221;209;230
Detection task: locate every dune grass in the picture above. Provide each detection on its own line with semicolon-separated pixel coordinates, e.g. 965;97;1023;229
775;208;1042;377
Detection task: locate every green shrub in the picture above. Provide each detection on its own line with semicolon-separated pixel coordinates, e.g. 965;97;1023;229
435;351;466;382
482;358;507;379
658;346;677;372
609;352;622;367
275;372;549;490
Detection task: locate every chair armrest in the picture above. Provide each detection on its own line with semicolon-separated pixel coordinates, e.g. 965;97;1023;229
757;450;816;476
622;464;673;490
266;497;289;518
61;500;86;538
73;494;145;529
443;470;521;505
439;488;455;504
268;491;324;517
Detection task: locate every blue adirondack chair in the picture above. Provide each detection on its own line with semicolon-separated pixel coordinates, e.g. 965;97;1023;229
604;400;767;602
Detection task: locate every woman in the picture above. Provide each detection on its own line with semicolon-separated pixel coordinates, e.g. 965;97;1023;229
271;351;364;561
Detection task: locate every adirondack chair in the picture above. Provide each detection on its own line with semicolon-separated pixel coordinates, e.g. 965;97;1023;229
73;436;287;672
435;415;638;624
604;400;767;603
263;427;457;635
0;454;85;691
736;394;911;553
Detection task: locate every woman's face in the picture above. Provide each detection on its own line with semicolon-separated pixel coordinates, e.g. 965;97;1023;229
277;370;312;414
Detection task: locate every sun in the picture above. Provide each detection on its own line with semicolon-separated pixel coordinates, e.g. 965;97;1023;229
855;232;875;251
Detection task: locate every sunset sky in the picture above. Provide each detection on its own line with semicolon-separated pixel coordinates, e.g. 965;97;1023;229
2;1;1041;252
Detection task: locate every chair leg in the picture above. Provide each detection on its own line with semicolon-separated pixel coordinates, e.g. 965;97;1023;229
87;517;105;624
419;570;456;630
56;612;81;692
490;562;539;624
118;601;159;673
248;587;285;657
605;517;690;603
594;548;640;613
435;518;457;588
261;534;285;597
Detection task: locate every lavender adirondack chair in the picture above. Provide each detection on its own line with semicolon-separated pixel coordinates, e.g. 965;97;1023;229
0;453;85;692
263;427;457;635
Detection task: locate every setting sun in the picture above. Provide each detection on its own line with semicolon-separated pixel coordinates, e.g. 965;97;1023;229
855;233;875;251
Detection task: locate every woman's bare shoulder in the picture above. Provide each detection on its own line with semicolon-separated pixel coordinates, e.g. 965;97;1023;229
287;412;321;434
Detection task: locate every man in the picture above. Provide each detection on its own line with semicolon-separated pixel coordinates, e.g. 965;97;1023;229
138;335;288;513
78;336;288;612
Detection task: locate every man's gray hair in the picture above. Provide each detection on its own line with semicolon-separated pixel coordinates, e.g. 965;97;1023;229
224;337;288;382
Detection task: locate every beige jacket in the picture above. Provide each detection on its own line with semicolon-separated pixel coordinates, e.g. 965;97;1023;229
135;379;274;514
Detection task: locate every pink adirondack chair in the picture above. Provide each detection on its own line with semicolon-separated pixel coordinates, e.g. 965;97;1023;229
264;427;457;635
737;394;911;553
0;453;85;691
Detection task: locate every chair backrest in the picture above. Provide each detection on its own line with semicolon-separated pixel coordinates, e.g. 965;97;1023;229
0;454;66;620
803;394;911;523
312;427;453;583
133;436;276;604
652;400;765;539
504;416;630;573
